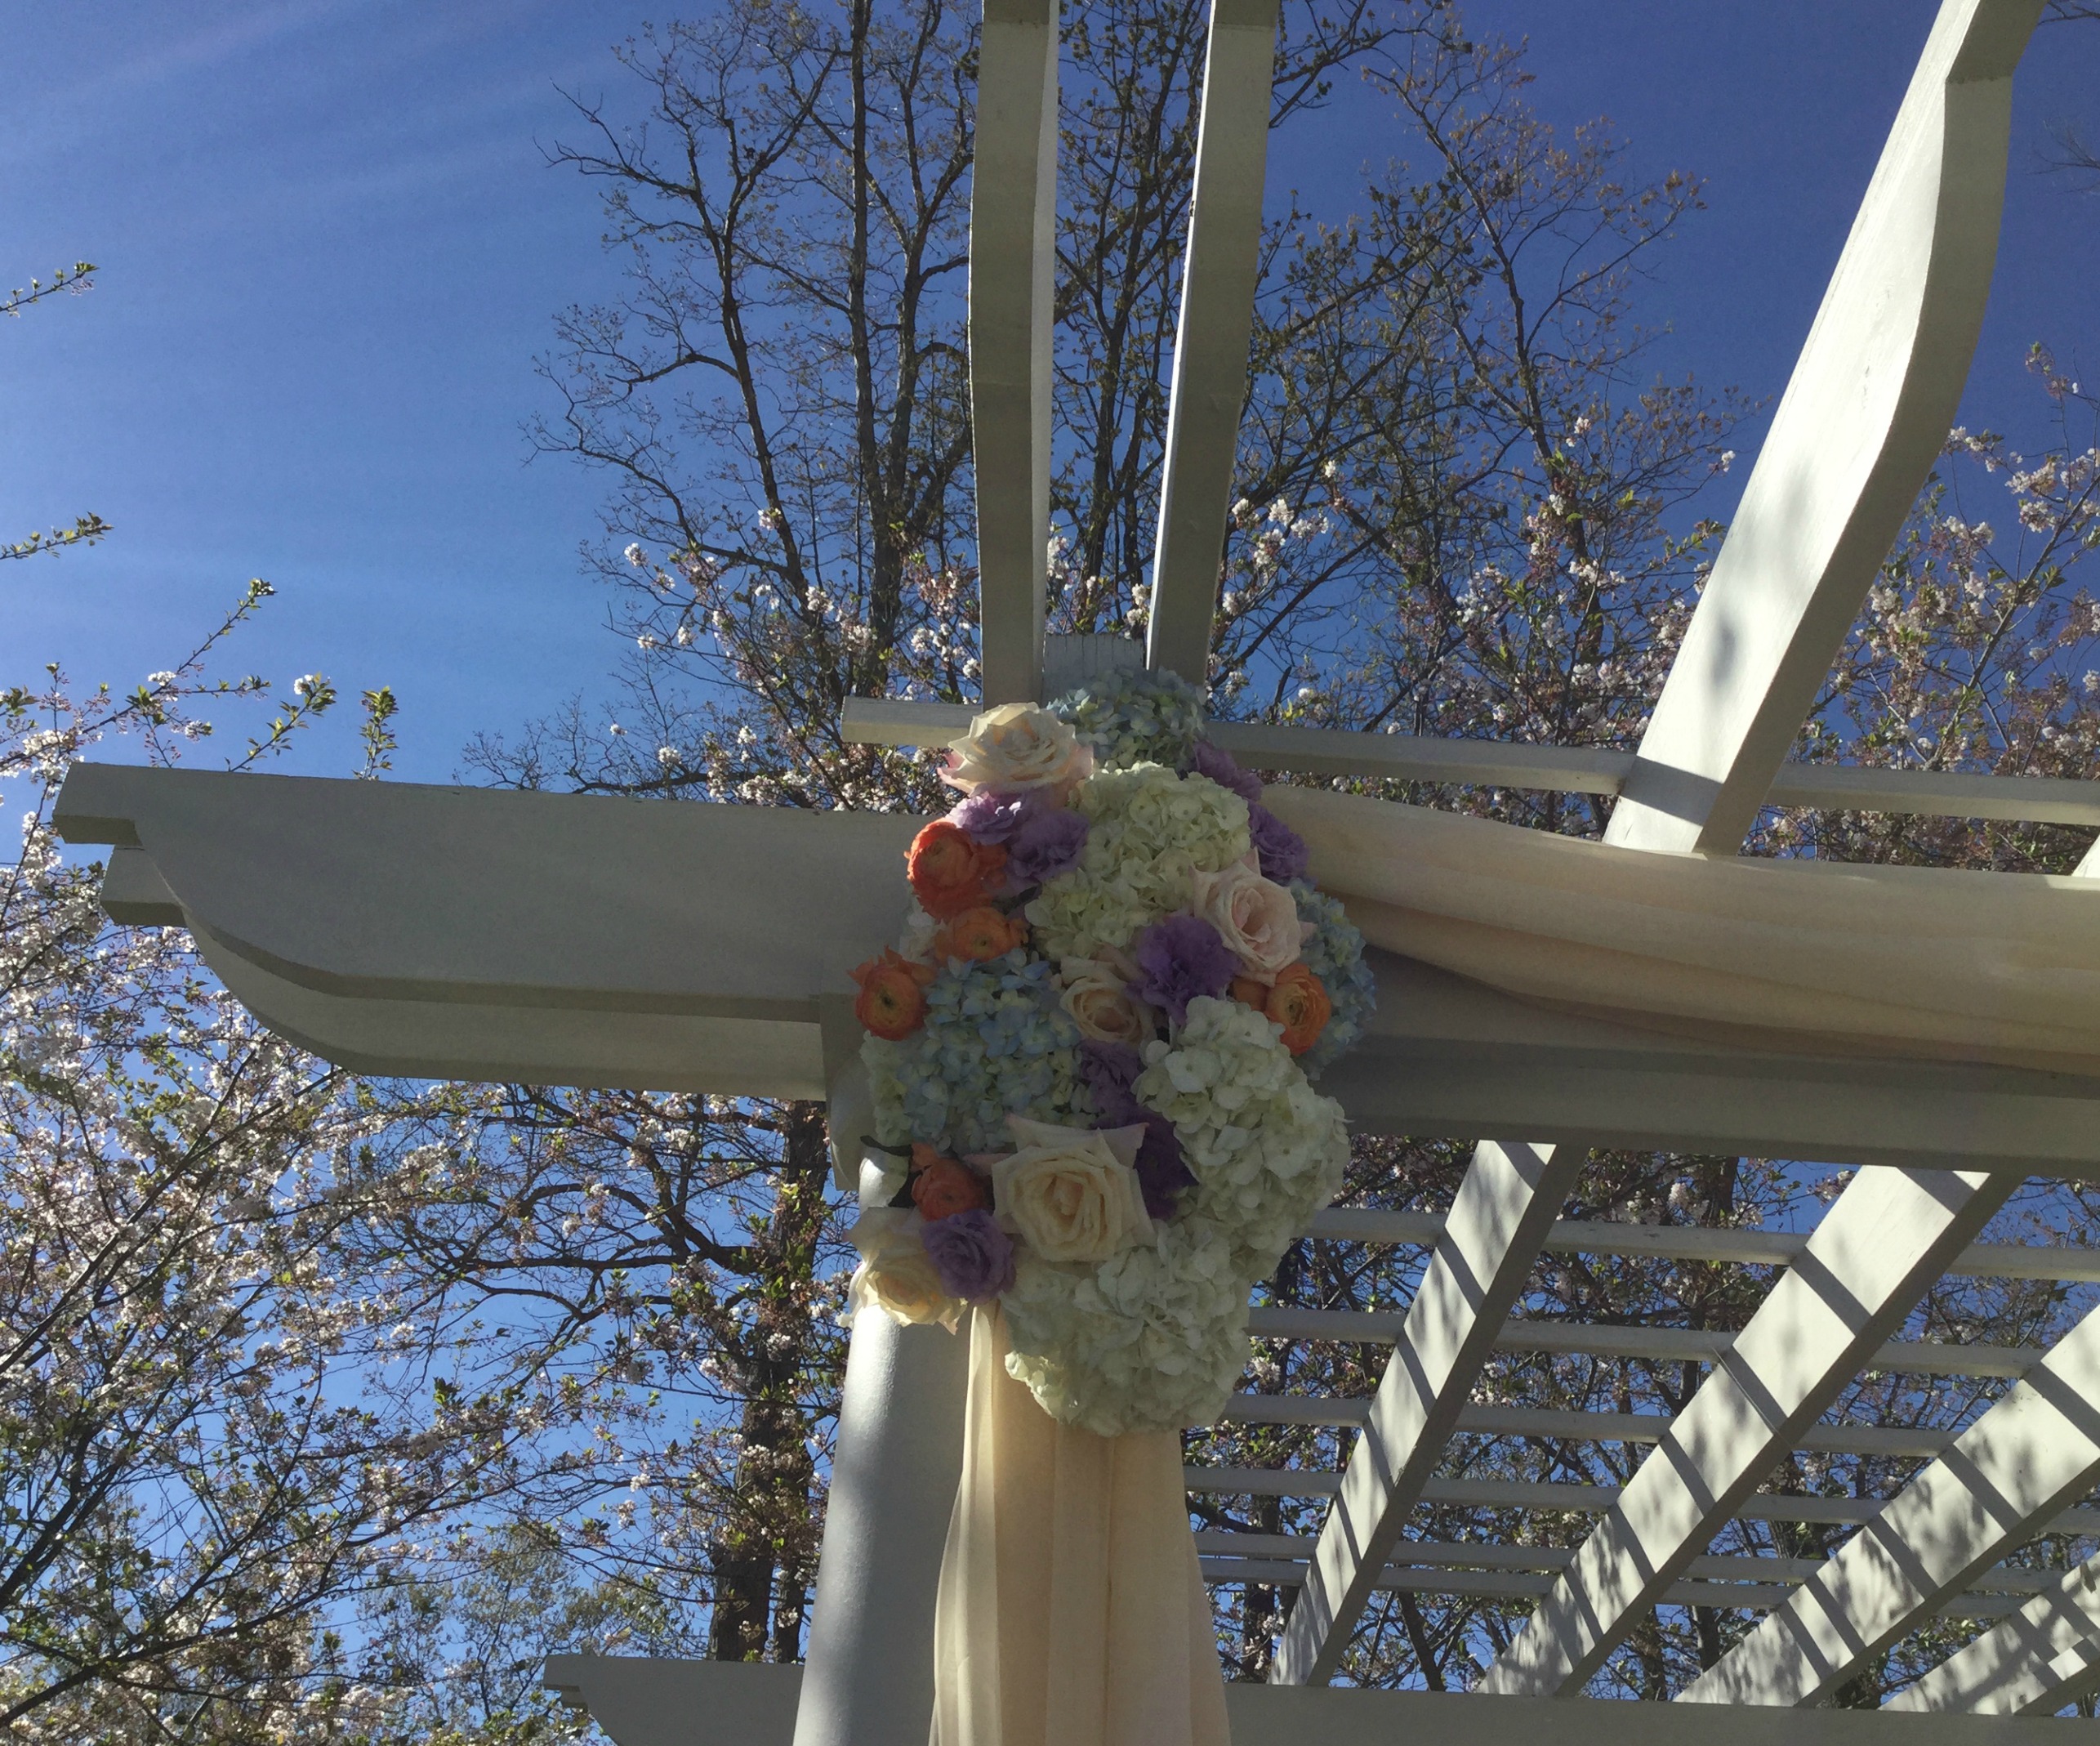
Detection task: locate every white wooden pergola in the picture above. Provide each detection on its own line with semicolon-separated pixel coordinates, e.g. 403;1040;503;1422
51;0;2100;1739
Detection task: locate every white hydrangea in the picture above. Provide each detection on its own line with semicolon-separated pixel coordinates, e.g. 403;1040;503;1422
1135;997;1349;1276
1002;1219;1251;1436
1025;764;1250;960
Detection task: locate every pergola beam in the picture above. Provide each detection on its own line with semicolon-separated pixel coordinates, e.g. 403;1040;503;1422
1605;0;2040;856
1680;1302;2100;1708
1480;1168;2013;1695
1144;0;1279;683
970;0;1059;705
1887;1554;2100;1716
844;698;2100;827
1268;1141;1585;1684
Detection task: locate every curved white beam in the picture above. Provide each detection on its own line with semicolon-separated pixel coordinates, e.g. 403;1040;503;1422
1681;1302;2100;1708
1144;0;1279;684
971;0;1059;704
1607;0;2042;856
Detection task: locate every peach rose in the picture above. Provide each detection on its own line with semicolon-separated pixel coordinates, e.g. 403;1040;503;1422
851;948;936;1040
1190;860;1305;984
1228;975;1268;1011
846;1209;961;1328
1058;957;1157;1047
907;820;1008;920
939;703;1095;797
911;1150;992;1220
1263;962;1332;1055
933;905;1029;963
990;1116;1153;1263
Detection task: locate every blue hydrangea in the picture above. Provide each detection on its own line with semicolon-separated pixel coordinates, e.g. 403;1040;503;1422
866;951;1087;1153
1048;668;1206;772
1291;882;1377;1079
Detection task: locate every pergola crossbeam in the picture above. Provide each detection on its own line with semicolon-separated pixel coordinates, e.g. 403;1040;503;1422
843;698;2100;828
1267;1141;1585;1684
1247;1306;2040;1378
1481;1168;2014;1695
1681;1302;2100;1708
1602;0;2040;856
1887;1554;2100;1716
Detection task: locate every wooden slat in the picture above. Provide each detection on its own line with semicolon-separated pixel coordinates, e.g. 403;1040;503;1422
840;698;2100;826
1145;0;1279;683
970;0;1059;704
1483;1168;2014;1696
1683;1302;2100;1708
1267;1141;1585;1683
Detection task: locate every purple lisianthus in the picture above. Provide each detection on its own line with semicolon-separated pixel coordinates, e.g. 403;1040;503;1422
947;785;1045;845
1191;739;1263;805
1247;802;1309;883
1132;1113;1195;1219
1080;1039;1146;1125
1005;804;1090;886
1129;914;1238;1027
920;1208;1015;1302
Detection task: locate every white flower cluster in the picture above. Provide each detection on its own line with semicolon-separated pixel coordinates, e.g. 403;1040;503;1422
1135;997;1349;1277
1026;763;1249;959
1001;1219;1250;1436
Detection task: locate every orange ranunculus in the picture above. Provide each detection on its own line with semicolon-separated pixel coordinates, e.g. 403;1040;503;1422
1262;962;1331;1055
1228;975;1268;1011
911;1151;992;1221
934;904;1028;964
907;820;1009;920
851;948;936;1040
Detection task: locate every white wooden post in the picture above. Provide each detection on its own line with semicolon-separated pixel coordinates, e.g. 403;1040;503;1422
792;1016;969;1746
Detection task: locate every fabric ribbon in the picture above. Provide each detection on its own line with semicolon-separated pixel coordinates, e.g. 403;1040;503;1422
930;1308;1230;1746
1263;784;2100;1074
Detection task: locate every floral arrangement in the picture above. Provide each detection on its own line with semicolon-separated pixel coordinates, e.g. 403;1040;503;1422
845;671;1372;1436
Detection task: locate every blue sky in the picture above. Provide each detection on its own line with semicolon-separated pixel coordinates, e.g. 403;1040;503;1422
4;0;2094;786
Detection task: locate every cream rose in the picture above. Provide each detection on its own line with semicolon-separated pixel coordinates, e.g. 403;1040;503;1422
846;1209;961;1329
992;1118;1155;1263
1191;859;1305;984
1059;956;1157;1047
940;703;1094;797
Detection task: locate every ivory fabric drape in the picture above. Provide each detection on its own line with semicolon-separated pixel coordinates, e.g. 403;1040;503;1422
930;1309;1230;1746
1263;784;2100;1076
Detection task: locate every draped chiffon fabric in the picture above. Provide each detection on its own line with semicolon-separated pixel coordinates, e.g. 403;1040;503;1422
930;1310;1230;1746
1262;784;2100;1076
926;787;2100;1744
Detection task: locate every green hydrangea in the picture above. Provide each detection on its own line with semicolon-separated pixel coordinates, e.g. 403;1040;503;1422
1024;764;1251;959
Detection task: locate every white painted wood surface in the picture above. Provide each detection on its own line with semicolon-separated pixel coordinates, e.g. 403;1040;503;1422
549;1654;2100;1745
66;766;2100;1167
1681;1302;2100;1708
1268;1141;1585;1684
1605;0;2040;856
1481;1168;2012;1695
842;697;2100;826
1888;1555;2100;1715
1144;0;1278;683
970;0;1059;704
